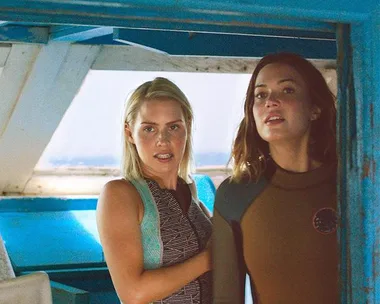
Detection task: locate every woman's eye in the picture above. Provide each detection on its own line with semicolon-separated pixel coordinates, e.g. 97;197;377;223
283;87;295;94
143;126;155;132
255;92;267;99
170;124;180;131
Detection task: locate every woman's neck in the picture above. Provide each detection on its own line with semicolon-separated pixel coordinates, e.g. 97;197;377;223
269;142;321;173
142;170;178;190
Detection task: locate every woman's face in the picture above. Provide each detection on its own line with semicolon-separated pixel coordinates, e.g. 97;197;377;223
252;62;319;146
126;98;188;179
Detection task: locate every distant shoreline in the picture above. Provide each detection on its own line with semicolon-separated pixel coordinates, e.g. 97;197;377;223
46;152;230;168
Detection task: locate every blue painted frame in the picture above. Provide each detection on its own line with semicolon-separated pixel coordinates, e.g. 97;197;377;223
0;0;378;302
335;10;380;302
0;1;371;25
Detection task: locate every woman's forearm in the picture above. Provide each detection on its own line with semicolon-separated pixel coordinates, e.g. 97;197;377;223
118;249;211;304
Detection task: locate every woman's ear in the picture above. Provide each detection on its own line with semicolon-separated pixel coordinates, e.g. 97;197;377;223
311;106;321;121
125;123;135;144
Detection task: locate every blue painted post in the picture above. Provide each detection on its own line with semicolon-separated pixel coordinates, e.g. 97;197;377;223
338;9;380;303
371;10;380;303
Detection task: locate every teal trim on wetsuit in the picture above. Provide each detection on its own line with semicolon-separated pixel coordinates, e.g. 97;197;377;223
130;179;163;270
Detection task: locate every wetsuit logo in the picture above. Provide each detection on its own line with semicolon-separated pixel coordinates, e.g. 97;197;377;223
312;207;338;234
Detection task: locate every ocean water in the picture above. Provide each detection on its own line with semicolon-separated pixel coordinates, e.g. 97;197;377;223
48;152;230;168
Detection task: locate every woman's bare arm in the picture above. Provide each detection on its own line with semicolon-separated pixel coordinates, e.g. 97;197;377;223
96;179;211;304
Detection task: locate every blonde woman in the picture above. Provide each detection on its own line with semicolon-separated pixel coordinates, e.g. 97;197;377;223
97;77;212;304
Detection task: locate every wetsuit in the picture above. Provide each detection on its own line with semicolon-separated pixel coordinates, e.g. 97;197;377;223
131;178;212;304
213;160;338;303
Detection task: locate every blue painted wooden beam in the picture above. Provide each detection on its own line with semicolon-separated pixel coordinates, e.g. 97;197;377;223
355;12;380;303
0;25;48;43
119;19;335;36
50;20;335;43
337;10;380;303
336;23;359;304
50;25;113;42
113;28;336;59
0;0;370;29
372;9;380;304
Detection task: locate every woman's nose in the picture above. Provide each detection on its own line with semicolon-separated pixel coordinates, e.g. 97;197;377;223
265;92;280;108
157;130;170;145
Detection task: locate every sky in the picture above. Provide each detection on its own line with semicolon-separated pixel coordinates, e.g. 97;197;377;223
36;70;252;168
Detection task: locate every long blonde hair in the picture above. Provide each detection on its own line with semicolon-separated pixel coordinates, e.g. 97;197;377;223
121;77;194;183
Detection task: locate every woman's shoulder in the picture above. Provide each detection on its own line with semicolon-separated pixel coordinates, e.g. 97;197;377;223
99;178;143;207
102;178;137;194
214;175;268;223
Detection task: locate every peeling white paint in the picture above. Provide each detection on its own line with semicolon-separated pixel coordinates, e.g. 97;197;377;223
0;43;101;193
0;44;41;138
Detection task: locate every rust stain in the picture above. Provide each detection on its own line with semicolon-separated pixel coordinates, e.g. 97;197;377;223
188;32;196;39
362;287;373;297
362;159;371;179
361;157;376;180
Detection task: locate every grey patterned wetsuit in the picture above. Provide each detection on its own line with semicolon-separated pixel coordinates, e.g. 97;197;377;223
130;178;212;304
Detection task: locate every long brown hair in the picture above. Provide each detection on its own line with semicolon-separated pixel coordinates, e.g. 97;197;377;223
231;52;337;182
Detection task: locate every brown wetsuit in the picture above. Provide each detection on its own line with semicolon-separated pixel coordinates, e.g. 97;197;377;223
212;160;338;303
